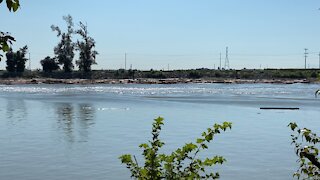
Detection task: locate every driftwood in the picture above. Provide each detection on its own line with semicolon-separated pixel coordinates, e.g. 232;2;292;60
260;107;299;110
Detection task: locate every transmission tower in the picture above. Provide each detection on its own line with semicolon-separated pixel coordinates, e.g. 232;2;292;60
224;47;230;69
304;48;308;69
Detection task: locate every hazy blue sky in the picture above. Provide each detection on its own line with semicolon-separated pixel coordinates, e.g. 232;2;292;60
1;0;320;70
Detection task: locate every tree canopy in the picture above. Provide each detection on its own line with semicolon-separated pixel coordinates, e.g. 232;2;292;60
40;56;59;73
51;15;75;73
76;22;98;72
6;45;28;73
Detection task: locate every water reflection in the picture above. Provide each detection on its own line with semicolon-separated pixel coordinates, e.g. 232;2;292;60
6;99;27;124
55;103;95;143
78;104;95;141
56;103;75;142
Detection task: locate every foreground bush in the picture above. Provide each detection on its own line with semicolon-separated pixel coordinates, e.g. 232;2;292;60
120;117;232;179
289;123;320;179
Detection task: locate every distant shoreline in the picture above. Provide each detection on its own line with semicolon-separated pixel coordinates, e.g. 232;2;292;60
0;78;316;85
0;68;319;85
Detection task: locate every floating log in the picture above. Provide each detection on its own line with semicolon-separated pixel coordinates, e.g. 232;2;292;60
260;107;299;110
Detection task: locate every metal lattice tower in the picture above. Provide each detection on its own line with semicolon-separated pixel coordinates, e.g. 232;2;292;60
304;48;308;69
224;47;230;69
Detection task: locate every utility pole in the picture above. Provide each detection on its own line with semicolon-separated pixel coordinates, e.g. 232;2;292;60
219;52;222;70
167;64;170;71
125;53;127;70
304;48;308;69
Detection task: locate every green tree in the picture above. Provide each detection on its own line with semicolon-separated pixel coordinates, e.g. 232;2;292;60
5;49;15;72
289;123;320;179
40;56;59;73
0;0;20;60
76;22;98;72
5;45;28;73
120;117;232;179
15;45;28;72
51;15;75;73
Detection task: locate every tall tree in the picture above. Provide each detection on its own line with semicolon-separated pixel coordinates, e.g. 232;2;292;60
5;49;15;72
51;15;75;73
76;22;98;72
15;45;28;72
5;45;28;73
0;0;20;60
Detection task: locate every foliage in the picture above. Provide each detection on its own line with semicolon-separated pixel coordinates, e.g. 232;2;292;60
51;15;75;73
288;122;320;179
146;71;166;79
40;56;59;73
188;71;203;79
128;69;136;79
0;0;20;11
76;22;98;72
0;0;20;60
120;117;232;179
5;45;28;73
5;49;15;72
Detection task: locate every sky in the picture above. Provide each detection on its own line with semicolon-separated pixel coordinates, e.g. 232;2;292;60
1;0;320;70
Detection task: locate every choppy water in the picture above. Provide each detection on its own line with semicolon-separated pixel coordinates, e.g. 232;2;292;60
0;83;319;180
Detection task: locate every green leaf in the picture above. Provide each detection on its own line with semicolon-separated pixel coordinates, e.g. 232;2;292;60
139;143;149;149
119;154;133;164
12;2;19;12
2;43;9;52
196;138;205;144
6;0;13;11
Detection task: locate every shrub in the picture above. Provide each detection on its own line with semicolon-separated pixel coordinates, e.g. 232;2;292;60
188;71;202;79
120;117;232;179
288;123;320;179
40;56;59;72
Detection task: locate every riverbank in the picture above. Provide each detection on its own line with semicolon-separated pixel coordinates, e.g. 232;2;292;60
0;68;319;85
0;77;315;85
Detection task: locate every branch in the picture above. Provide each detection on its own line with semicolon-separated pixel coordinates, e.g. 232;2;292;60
300;152;320;169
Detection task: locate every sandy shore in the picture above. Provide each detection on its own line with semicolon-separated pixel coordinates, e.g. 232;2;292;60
0;78;315;85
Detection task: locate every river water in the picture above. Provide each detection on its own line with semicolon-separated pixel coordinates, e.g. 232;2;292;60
0;83;319;180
